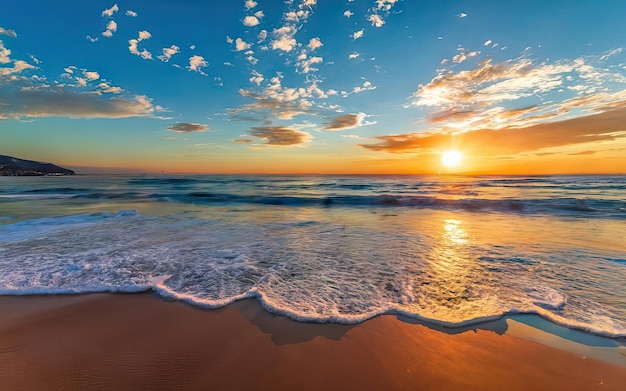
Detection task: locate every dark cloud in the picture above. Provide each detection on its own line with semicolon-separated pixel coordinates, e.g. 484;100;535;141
232;138;253;143
249;126;311;146
167;122;209;132
360;108;626;155
324;113;363;130
0;88;154;119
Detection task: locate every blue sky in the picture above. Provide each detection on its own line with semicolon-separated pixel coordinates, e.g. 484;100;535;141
2;1;626;174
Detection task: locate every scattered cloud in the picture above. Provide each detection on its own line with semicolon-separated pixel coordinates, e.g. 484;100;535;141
353;80;375;94
102;4;119;17
188;55;208;75
324;113;366;130
126;10;138;17
0;27;17;38
452;49;479;64
258;30;267;42
349;52;359;59
250;70;264;85
344;10;353;18
86;35;99;43
83;70;100;80
368;14;384;28
233;138;253;143
128;31;152;60
245;0;257;10
307;37;323;51
458;12;467;18
167;122;209;133
243;16;260;26
158;45;180;62
249;126;312;146
484;40;492;46
235;37;251;51
297;55;323;74
352;29;364;40
375;0;398;11
102;20;117;37
271;26;297;52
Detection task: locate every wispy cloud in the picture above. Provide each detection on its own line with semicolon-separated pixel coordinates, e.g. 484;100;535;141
125;10;137;17
102;4;119;17
0;27;17;38
167;122;209;132
344;10;353;18
368;14;385;28
0;88;155;119
249;126;312;146
359;106;626;155
324;113;366;130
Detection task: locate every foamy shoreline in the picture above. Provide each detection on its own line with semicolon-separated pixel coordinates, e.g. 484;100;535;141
0;293;624;390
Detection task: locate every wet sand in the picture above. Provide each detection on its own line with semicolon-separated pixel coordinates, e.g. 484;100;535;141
0;293;624;390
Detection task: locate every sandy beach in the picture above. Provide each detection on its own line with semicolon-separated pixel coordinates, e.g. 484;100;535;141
0;293;624;390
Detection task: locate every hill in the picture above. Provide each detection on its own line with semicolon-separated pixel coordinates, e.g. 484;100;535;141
0;154;76;176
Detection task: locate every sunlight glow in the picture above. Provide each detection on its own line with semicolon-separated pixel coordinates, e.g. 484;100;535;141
442;150;463;168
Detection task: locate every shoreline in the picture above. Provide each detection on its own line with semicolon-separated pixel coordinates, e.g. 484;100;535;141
1;293;624;390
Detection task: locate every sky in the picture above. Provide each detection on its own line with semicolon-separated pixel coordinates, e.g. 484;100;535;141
2;0;626;174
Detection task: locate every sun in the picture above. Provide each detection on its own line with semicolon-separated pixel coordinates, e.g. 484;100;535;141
442;150;463;168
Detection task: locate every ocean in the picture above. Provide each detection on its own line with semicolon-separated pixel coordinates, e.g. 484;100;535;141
0;174;624;338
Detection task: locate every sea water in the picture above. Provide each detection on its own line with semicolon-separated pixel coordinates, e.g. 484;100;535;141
0;175;624;338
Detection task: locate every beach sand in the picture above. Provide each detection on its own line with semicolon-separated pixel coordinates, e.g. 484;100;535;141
0;293;624;390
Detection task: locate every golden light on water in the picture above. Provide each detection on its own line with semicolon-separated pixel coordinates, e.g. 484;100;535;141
442;150;463;168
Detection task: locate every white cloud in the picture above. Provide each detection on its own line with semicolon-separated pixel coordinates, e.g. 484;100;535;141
353;80;376;94
86;35;99;43
368;14;384;28
138;31;151;41
343;10;353;18
235;37;251;51
243;16;260;26
348;52;359;59
126;10;137;17
98;82;122;94
0;41;11;64
226;36;234;44
258;30;267;42
102;4;119;17
452;50;480;64
128;32;152;60
158;45;180;62
284;10;309;23
0;59;34;76
245;0;257;10
250;70;264;85
0;27;17;38
188;55;208;75
458;12;467;18
352;29;364;40
83;71;100;80
102;20;117;37
375;0;398;11
298;56;323;74
307;37;323;51
484;40;492;46
255;10;265;19
271;26;297;52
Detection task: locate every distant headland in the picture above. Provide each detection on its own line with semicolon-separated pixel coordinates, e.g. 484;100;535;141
0;154;75;176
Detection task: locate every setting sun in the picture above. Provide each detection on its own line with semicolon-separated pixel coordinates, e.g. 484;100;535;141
442;150;463;168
